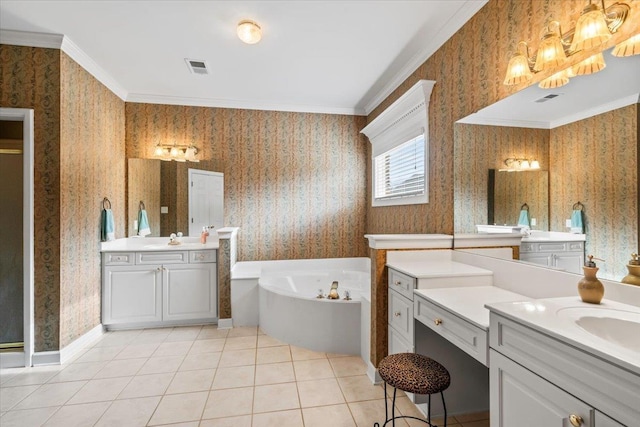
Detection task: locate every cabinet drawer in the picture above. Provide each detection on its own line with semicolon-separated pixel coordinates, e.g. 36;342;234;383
521;241;584;253
103;252;135;265
388;289;413;342
190;250;216;263
388;268;416;300
136;251;188;264
389;325;414;355
414;294;488;366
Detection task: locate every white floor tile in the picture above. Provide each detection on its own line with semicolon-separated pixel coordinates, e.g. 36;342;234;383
42;402;110;426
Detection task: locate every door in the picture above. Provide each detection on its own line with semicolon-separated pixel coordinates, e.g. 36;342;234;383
188;170;223;236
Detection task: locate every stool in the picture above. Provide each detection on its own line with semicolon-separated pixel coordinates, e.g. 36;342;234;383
374;353;450;427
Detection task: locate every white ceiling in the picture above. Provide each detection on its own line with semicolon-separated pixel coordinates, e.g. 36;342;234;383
458;47;640;129
0;0;488;115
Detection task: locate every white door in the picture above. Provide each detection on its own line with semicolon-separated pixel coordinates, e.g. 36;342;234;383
188;170;223;236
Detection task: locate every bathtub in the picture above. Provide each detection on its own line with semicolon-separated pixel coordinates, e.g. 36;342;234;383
258;257;370;355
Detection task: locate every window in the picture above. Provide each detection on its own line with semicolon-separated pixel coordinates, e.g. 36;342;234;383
374;134;426;204
361;80;435;207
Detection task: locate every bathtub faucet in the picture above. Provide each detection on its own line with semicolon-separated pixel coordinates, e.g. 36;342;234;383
327;281;340;299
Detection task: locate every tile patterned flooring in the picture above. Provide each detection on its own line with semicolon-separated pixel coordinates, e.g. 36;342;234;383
0;325;490;426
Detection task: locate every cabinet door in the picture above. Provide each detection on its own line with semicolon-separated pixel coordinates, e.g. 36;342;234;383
388;289;413;343
163;263;217;321
490;350;592;427
553;253;584;275
520;253;551;267
103;265;162;325
595;411;625;427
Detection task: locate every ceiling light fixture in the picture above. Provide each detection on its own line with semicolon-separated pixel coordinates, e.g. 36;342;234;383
237;20;262;44
153;143;200;162
503;1;633;87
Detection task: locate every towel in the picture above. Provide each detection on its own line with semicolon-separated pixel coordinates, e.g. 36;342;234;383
101;208;115;241
570;209;584;234
137;209;151;237
517;209;530;228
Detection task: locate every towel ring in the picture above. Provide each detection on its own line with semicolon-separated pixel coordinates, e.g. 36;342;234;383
573;201;584;211
520;203;529;211
102;197;111;209
139;201;145;210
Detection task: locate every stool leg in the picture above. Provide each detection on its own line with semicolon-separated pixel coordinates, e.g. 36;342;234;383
384;382;389;422
391;387;397;427
441;391;447;427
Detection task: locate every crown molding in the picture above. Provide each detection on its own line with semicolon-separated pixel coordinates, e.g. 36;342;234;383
455;115;550;129
126;93;366;116
0;29;63;49
1;30;128;101
361;0;488;116
60;36;128;100
548;93;639;129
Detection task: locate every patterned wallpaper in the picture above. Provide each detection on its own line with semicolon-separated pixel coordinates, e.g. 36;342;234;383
127;158;160;237
366;0;639;235
1;45;62;351
454;123;550;232
126;103;369;261
59;52;125;348
550;104;638;280
494;170;549;230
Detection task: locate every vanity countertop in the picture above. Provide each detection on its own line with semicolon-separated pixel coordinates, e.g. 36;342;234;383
387;260;493;279
521;231;586;242
486;296;640;376
101;237;219;252
414;286;528;330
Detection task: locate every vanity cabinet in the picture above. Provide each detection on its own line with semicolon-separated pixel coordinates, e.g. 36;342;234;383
388;268;417;355
520;241;584;274
490;312;638;427
102;250;217;328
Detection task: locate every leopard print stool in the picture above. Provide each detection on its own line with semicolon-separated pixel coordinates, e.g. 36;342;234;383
374;353;450;427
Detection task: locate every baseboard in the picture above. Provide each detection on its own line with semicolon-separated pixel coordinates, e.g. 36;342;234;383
60;324;104;364
32;324;105;366
218;318;233;329
0;351;26;369
367;361;382;384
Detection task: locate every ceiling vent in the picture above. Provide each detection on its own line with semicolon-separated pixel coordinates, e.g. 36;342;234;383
534;93;561;103
185;58;209;75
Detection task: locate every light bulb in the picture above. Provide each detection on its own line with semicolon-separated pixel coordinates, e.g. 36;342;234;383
530;160;540;170
154;145;164;156
170;146;179;157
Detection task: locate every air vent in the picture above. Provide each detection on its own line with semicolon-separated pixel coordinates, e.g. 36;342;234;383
185;58;209;75
534;93;561;103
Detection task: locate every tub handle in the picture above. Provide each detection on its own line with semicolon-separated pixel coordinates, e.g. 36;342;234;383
393;311;402;317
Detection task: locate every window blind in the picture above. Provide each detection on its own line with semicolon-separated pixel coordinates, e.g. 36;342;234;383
374;134;425;201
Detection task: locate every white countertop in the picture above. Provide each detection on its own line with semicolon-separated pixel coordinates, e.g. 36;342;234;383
101;237;219;252
486;296;640;376
521;231;586;242
387;260;493;279
364;234;453;249
415;286;528;330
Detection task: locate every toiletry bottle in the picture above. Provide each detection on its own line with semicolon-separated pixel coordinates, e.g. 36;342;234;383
577;255;604;304
200;227;209;244
621;253;640;286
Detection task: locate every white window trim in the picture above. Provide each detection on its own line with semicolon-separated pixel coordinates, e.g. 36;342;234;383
361;80;435;207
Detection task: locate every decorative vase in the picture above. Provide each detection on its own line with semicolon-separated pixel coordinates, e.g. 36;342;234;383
578;266;604;304
621;264;640;286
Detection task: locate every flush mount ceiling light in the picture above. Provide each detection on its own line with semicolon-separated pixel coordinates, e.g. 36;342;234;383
237;20;262;44
154;143;199;162
503;0;633;87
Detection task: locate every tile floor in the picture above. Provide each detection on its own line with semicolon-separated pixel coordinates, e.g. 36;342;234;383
0;325;490;427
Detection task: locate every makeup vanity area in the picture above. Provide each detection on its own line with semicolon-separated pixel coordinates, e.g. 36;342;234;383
384;246;640;427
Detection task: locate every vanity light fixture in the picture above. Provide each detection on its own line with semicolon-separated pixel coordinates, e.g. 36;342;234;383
500;158;542;172
237;20;262;44
153;143;200;162
612;33;640;57
503;0;632;87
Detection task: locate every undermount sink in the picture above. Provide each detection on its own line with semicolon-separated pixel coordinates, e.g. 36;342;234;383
556;307;640;353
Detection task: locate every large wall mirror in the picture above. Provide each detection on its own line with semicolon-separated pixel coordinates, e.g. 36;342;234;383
453;47;640;281
127;159;221;237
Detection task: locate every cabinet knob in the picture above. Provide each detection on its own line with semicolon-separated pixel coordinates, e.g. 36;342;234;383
393;311;401;317
569;414;583;427
156;267;162;272
434;318;442;326
394;281;402;286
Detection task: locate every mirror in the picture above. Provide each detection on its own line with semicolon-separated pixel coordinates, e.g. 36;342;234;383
127;158;220;237
454;47;640;281
489;169;549;230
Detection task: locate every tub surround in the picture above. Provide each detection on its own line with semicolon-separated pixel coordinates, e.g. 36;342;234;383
364;234;453;249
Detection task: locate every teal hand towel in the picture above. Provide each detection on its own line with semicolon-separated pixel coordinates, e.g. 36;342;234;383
101;208;115;241
570;209;584;234
138;209;151;236
517;209;530;227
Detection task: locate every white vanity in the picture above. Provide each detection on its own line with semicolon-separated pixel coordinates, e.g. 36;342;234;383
520;231;586;274
101;237;218;329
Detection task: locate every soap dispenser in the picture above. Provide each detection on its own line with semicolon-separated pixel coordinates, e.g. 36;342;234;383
621;253;640;286
577;255;604;304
